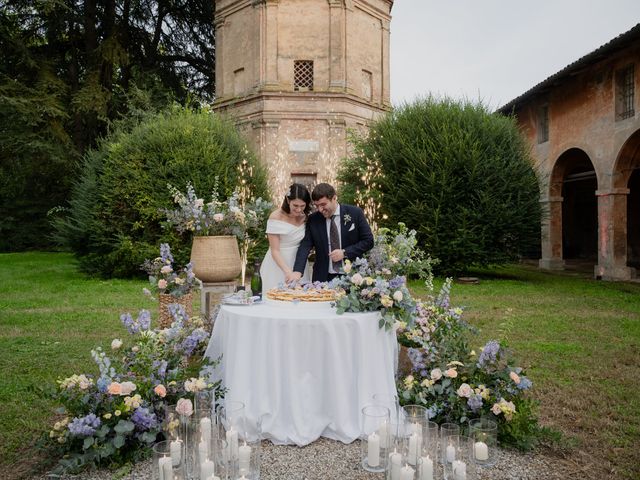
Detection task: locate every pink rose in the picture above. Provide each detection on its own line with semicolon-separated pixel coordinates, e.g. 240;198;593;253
491;403;502;415
154;384;167;397
444;368;458;378
509;371;521;384
456;383;472;398
160;265;173;274
213;213;224;222
176;398;193;417
350;273;364;286
107;382;122;395
430;368;442;381
158;279;168;289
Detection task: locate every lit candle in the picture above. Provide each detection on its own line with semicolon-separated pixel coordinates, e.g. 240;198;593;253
408;431;421;465
200;416;212;444
419;455;433;480
389;448;402;480
378;421;390;448
446;441;456;463
158;455;171;480
453;459;467;480
474;441;489;461
367;431;380;467
400;463;415;480
226;427;239;460
170;439;181;466
200;458;215;479
238;441;252;472
410;422;420;435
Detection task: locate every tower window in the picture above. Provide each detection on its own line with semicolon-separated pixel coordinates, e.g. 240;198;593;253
616;64;635;120
294;60;314;91
362;70;373;101
537;105;549;143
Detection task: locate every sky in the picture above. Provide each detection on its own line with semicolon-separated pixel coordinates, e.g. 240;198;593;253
390;1;640;110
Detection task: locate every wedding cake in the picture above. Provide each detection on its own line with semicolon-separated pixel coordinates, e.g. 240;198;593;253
266;283;337;303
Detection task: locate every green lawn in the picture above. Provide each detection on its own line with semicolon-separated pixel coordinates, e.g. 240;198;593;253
1;253;639;479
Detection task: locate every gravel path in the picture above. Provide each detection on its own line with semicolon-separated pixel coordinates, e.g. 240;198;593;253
35;438;580;479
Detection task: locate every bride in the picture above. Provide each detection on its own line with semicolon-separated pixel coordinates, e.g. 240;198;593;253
260;183;312;295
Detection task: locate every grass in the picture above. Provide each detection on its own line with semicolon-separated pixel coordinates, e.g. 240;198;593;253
1;253;639;479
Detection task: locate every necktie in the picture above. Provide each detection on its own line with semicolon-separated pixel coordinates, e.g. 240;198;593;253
330;214;342;272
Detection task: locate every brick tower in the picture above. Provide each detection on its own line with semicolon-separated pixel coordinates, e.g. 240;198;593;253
213;0;393;197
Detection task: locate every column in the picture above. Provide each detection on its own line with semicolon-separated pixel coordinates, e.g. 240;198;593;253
538;196;565;270
328;0;346;91
254;0;279;90
594;188;635;280
214;16;226;99
380;18;391;107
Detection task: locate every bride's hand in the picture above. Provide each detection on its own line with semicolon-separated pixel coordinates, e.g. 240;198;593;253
285;271;302;283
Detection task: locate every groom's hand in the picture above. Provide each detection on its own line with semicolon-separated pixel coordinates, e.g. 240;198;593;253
286;271;302;283
329;249;346;262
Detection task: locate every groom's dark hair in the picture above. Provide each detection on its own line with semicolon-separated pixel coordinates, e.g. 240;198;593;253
311;183;336;201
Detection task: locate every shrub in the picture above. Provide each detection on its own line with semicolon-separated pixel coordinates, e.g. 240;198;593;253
338;97;541;275
54;106;270;277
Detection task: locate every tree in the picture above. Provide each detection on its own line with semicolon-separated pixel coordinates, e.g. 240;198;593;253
338;97;542;275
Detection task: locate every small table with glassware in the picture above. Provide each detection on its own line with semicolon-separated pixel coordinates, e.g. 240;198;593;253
204;299;398;446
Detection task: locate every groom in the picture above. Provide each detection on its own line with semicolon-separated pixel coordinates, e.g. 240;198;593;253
287;183;374;283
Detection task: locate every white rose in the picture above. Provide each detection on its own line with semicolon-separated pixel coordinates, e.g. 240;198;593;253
430;368;442;381
456;383;473;398
350;273;364;286
111;338;123;350
160;265;173;274
213;213;224;222
392;290;403;302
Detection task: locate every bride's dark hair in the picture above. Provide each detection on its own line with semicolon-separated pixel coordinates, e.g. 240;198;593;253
281;183;311;216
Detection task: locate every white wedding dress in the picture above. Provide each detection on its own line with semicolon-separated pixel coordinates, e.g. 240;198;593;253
260;220;310;296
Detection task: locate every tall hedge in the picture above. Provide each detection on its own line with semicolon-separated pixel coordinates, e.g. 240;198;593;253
55;107;269;277
339;97;541;274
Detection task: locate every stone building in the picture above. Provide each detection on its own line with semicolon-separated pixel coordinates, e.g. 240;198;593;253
498;24;640;281
212;0;393;198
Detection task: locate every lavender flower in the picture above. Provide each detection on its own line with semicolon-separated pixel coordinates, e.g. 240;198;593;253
131;407;157;430
68;414;101;437
121;312;138;334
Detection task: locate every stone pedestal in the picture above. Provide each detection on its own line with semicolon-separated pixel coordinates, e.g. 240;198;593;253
200;281;237;319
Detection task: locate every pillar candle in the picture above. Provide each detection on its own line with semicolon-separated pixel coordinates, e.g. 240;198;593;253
198;437;208;460
446;441;456;463
378;421;390;448
200;458;215;479
200;416;212;443
400;464;415;480
367;431;380;467
453;459;467;480
419;455;433;480
158;455;171;480
408;432;421;465
226;427;239;460
474;441;489;461
238;441;252;472
170;439;181;466
389;449;402;480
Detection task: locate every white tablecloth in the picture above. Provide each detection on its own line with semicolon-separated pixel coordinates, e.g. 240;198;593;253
204;301;398;446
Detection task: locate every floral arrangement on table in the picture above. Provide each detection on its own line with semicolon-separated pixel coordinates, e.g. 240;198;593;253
141;243;201;298
163;179;272;283
45;304;222;472
331;223;436;330
396;280;540;449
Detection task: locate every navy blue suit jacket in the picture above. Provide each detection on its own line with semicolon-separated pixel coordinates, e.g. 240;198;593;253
293;204;374;282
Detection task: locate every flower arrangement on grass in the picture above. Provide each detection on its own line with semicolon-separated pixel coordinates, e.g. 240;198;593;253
331;223;435;330
396;280;540;449
141;243;200;298
46;304;222;472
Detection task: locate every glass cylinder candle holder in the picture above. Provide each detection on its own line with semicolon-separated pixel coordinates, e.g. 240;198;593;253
417;421;438;480
195;389;216;418
197;437;227;480
216;400;246;468
400;405;428;467
361;405;390;473
468;418;497;467
443;435;475;480
372;393;401;449
387;452;418;480
235;415;262;480
153;440;186;480
439;423;461;466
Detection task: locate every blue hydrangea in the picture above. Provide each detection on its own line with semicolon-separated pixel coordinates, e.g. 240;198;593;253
131;407;157;430
68;413;101;437
477;340;501;367
178;328;209;356
467;394;483;412
388;276;406;289
425;404;440;419
518;377;533;390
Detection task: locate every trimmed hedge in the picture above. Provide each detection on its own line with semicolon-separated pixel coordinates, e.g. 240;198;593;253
55;106;269;277
339;97;541;274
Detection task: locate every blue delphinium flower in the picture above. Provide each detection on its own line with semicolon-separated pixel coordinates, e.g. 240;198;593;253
160;243;174;265
137;310;151;331
131;407;157;430
467;394;483;412
477;340;500;367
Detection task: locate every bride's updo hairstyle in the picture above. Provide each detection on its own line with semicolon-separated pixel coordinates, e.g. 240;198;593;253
281;183;311;216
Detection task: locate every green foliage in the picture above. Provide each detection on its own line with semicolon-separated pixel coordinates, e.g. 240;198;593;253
338;97;542;275
55;107;270;277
